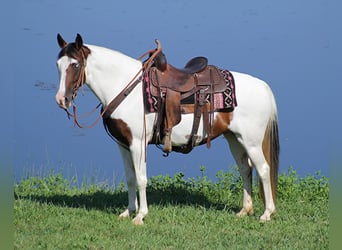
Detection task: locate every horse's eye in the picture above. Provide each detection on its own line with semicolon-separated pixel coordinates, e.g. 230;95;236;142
73;63;80;69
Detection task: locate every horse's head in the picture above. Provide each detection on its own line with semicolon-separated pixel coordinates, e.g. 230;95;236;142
55;33;90;110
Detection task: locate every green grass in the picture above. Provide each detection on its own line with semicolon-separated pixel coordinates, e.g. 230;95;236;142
14;167;328;249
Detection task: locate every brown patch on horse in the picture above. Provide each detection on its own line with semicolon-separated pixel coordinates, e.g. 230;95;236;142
211;112;233;139
260;117;280;206
103;118;133;147
63;44;91;95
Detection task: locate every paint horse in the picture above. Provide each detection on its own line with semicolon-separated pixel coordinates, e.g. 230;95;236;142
55;34;279;225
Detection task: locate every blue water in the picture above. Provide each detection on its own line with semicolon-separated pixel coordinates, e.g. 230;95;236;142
4;0;340;184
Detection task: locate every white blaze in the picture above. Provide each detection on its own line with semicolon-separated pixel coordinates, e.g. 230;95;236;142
55;56;79;108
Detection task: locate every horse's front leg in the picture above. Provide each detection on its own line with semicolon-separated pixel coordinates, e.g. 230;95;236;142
117;146;139;219
130;142;148;225
118;142;148;225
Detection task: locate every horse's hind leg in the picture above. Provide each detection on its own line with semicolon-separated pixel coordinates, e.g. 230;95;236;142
225;132;254;217
245;145;276;222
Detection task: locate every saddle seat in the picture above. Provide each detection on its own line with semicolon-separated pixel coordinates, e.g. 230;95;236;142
152;52;208;92
148;51;227;154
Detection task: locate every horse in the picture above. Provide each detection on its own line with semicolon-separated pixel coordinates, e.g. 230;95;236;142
55;34;279;225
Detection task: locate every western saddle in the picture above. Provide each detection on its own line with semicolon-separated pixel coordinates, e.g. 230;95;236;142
146;41;227;154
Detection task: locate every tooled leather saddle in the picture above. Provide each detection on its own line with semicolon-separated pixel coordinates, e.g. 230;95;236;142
146;50;229;154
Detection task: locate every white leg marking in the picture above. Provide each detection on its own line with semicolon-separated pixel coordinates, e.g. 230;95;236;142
247;147;276;222
128;141;148;225
118;146;138;219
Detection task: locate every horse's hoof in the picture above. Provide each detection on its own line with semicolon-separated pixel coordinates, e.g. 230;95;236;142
259;210;276;222
260;207;276;222
119;209;130;219
132;216;144;225
259;214;271;222
237;207;254;217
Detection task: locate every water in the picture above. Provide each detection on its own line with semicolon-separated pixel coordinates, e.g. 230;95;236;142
4;0;339;184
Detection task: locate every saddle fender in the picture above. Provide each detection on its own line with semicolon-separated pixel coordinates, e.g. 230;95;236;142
165;88;182;130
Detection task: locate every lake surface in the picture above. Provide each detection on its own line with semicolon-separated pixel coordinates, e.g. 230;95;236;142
3;0;339;184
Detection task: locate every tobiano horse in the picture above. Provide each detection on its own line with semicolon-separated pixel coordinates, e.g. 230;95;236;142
55;34;279;225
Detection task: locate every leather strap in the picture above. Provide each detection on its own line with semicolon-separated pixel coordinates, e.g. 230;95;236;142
101;40;163;119
188;88;206;148
102;75;142;119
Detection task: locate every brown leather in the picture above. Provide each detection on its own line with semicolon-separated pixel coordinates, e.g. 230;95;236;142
180;104;212;114
153;51;168;71
148;53;227;154
150;65;193;93
154;52;207;74
165;89;182;127
151;65;226;94
196;66;227;92
163;88;182;152
183;56;208;74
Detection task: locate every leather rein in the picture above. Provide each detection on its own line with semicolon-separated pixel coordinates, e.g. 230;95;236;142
66;40;162;129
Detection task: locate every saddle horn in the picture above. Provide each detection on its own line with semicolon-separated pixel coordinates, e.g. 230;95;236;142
153;39;167;71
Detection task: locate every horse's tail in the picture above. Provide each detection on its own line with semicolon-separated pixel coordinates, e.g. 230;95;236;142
260;93;280;205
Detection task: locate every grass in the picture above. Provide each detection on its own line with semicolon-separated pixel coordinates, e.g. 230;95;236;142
14;167;328;249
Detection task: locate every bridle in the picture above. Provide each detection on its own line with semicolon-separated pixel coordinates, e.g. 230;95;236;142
61;46;86;116
64;40;163;129
70;57;86;101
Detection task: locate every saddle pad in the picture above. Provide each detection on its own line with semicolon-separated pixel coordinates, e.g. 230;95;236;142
143;68;237;113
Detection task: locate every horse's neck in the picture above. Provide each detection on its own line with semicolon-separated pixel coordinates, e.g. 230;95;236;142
85;45;142;106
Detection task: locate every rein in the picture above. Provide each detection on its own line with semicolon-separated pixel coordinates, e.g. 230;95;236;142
68;40;162;128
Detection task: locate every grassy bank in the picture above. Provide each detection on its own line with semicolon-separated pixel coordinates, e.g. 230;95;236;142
14;167;328;249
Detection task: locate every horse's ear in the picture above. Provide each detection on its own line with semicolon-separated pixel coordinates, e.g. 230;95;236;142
57;33;67;48
75;34;83;50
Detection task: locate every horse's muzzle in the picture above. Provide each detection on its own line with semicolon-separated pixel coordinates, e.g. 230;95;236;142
55;91;71;110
